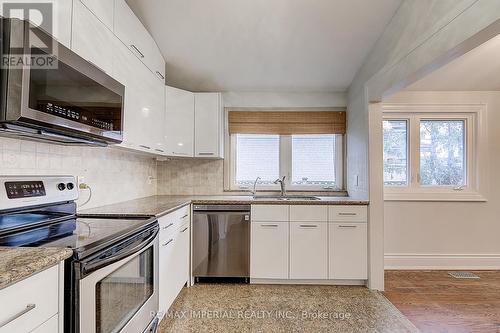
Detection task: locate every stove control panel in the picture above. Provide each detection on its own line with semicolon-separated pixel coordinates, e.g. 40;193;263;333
5;181;46;199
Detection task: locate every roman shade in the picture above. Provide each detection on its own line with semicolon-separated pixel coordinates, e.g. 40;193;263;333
228;110;346;135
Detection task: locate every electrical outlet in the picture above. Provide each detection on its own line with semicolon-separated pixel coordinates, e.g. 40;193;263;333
77;176;85;187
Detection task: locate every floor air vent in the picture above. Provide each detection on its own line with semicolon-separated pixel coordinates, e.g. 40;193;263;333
448;271;480;279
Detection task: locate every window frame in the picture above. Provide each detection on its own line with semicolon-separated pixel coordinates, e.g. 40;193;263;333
383;104;485;201
227;134;344;192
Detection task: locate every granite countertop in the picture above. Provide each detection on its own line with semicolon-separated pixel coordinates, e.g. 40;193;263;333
0;247;73;290
80;195;369;218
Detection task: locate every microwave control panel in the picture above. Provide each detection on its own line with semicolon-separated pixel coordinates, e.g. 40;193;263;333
5;181;46;199
43;103;115;131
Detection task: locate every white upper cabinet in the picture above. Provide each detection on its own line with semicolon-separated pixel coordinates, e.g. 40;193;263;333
80;0;114;29
0;0;73;48
113;0;165;82
165;86;195;157
113;39;165;154
71;0;114;74
194;93;224;158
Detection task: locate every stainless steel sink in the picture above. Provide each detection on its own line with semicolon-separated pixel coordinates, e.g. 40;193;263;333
253;195;321;201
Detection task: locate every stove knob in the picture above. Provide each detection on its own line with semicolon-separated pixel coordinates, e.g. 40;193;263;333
57;183;66;191
66;182;74;190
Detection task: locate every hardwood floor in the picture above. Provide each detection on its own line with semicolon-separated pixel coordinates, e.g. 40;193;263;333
384;270;500;333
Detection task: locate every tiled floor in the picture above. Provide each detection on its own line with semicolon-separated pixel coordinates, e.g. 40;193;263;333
159;283;418;333
384;270;500;333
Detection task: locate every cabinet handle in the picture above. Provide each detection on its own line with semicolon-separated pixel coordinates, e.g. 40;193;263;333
260;224;278;227
162;239;174;247
0;304;36;328
172;152;189;156
181;214;189;219
130;44;145;58
140;145;151;150
163;223;174;230
299;224;318;228
338;225;357;228
155;149;164;152
198;152;215;156
155;71;165;80
338;212;357;216
181;227;188;233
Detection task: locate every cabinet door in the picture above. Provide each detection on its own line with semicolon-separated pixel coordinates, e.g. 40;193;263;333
159;234;178;317
194;93;222;158
176;224;190;287
250;222;288;279
290;222;327;279
71;0;114;74
165;86;194;157
80;0;113;29
0;0;72;48
329;223;367;279
114;0;165;82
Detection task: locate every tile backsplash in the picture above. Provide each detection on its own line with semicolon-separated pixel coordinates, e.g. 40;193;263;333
0;137;157;209
158;158;226;195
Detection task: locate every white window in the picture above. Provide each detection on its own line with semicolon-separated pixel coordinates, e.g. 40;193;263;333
383;105;484;201
229;134;343;191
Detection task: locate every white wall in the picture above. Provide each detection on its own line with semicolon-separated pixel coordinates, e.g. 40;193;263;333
0;137;157;209
346;0;500;289
222;91;346;108
383;91;500;269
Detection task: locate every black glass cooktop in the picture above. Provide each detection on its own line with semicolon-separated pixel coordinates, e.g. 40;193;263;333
42;216;156;259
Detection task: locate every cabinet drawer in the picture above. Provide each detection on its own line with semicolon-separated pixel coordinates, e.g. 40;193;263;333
290;222;328;279
251;205;289;222
329;206;367;222
159;206;190;240
250;222;289;279
329;223;367;280
31;314;59;333
0;266;59;333
290;205;327;222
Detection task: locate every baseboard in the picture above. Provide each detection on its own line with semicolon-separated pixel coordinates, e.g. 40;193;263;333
250;278;366;286
385;253;500;270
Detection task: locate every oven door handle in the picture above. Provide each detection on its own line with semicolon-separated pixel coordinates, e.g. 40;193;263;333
81;225;159;276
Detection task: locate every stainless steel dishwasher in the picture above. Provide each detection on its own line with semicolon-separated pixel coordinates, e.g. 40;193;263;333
192;205;250;281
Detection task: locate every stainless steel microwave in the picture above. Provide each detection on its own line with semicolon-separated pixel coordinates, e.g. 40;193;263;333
0;17;125;146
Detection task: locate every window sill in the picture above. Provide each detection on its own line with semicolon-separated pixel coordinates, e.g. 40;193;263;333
384;192;487;202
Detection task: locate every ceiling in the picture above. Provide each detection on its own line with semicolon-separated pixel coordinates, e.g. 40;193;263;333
127;0;401;92
407;34;500;91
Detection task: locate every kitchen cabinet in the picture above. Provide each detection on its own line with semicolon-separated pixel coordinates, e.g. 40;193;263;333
0;0;72;48
194;93;224;158
71;0;114;74
165;86;195;157
158;210;190;318
80;0;114;29
113;38;166;155
250;222;289;279
0;265;62;333
290;222;328;279
329;223;368;280
114;0;165;82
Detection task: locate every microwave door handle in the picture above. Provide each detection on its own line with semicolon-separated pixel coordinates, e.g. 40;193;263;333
81;226;159;276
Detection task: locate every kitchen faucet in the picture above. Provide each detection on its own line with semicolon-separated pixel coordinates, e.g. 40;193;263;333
274;176;286;197
252;177;261;196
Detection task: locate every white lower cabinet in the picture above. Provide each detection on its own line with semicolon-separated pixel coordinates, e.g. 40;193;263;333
329;223;368;280
250;204;368;283
158;211;190;319
0;265;62;333
290;222;328;279
250;222;288;279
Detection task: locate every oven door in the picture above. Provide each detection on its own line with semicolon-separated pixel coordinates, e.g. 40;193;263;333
79;225;159;333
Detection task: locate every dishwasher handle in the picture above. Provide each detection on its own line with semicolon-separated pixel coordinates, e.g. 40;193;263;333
193;204;251;212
